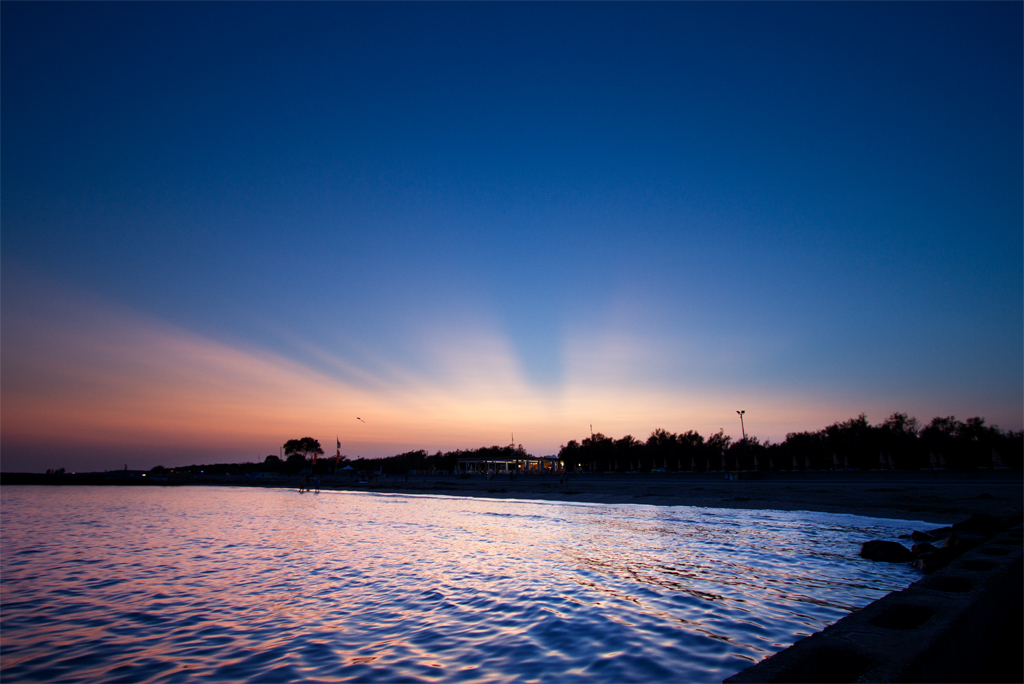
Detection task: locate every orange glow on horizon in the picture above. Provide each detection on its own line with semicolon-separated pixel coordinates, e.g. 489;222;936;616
2;288;1009;469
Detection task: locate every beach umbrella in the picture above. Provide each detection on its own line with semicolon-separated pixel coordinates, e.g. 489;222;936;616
341;465;355;471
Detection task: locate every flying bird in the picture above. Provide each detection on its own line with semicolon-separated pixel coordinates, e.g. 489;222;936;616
356;417;366;423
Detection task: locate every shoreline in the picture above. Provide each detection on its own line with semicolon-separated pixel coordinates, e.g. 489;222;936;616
5;470;1021;525
327;471;1024;525
5;470;1021;682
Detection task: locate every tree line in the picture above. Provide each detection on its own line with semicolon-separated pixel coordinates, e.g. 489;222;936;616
158;412;1020;476
344;444;530;475
179;442;530;476
557;413;1021;472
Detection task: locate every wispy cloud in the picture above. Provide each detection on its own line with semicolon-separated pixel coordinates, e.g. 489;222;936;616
3;280;1006;472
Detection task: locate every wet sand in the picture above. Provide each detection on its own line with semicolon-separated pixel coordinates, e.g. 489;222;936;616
5;469;1021;525
332;471;1023;525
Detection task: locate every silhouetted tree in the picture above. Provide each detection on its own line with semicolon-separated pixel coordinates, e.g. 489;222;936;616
283;437;323;472
953;417;1001;470
558;440;581;470
579;433;614;472
919;416;960;469
823;414;877;469
646;429;678;471
998;431;1024;469
877;413;920;469
782;430;826;470
727;435;769;470
705;429;732;470
678;430;705;471
614;435;645;471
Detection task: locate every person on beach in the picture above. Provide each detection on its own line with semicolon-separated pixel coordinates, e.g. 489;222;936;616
315;476;321;493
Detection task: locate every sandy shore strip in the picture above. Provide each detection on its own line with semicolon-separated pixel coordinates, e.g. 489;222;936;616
319;471;1022;525
5;470;1020;525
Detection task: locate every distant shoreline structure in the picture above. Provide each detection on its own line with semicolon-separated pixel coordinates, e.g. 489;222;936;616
15;412;1024;478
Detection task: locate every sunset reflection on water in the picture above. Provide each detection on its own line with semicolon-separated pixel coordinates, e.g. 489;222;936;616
1;486;919;683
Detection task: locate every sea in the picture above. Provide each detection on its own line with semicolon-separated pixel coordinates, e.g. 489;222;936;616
1;485;923;683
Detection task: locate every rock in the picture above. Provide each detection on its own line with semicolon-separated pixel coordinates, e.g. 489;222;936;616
911;542;938;557
909;533;984;574
944;533;984;551
925;526;953;540
951;513;1006;536
911;530;935;542
912;547;959;574
951;513;993;534
861;540;914;563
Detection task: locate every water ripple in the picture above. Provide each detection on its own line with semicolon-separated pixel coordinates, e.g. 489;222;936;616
2;486;921;683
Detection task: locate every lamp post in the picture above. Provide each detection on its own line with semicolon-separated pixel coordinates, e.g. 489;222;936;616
736;410;748;473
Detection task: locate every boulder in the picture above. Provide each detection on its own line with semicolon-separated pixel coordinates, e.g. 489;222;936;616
909;533;985;574
925;526;953;540
911;542;938;557
944;533;984;551
912;546;959;574
952;513;1003;536
911;530;935;543
861;540;914;563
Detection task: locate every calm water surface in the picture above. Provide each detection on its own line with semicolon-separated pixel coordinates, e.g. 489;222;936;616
1;486;921;683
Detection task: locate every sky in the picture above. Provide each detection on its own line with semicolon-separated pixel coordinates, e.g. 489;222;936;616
2;3;1022;473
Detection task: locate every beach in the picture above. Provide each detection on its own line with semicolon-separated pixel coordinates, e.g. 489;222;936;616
6;469;1020;525
314;470;1022;525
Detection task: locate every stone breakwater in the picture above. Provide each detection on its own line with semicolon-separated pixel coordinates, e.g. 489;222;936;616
860;512;1023;574
725;517;1023;683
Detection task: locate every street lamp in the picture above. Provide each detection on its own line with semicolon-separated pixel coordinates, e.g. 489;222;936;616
736;410;747;442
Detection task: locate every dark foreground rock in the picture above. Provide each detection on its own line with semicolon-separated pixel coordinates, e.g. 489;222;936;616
910;542;938;556
861;539;914;562
952;512;1019;536
727;524;1024;683
874;513;1024;575
926;526;953;540
912;546;960;574
908;515;1023;574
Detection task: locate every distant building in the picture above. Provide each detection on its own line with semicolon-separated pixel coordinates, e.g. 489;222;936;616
455;455;563;474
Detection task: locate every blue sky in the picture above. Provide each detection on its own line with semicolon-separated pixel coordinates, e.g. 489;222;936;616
2;3;1021;471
